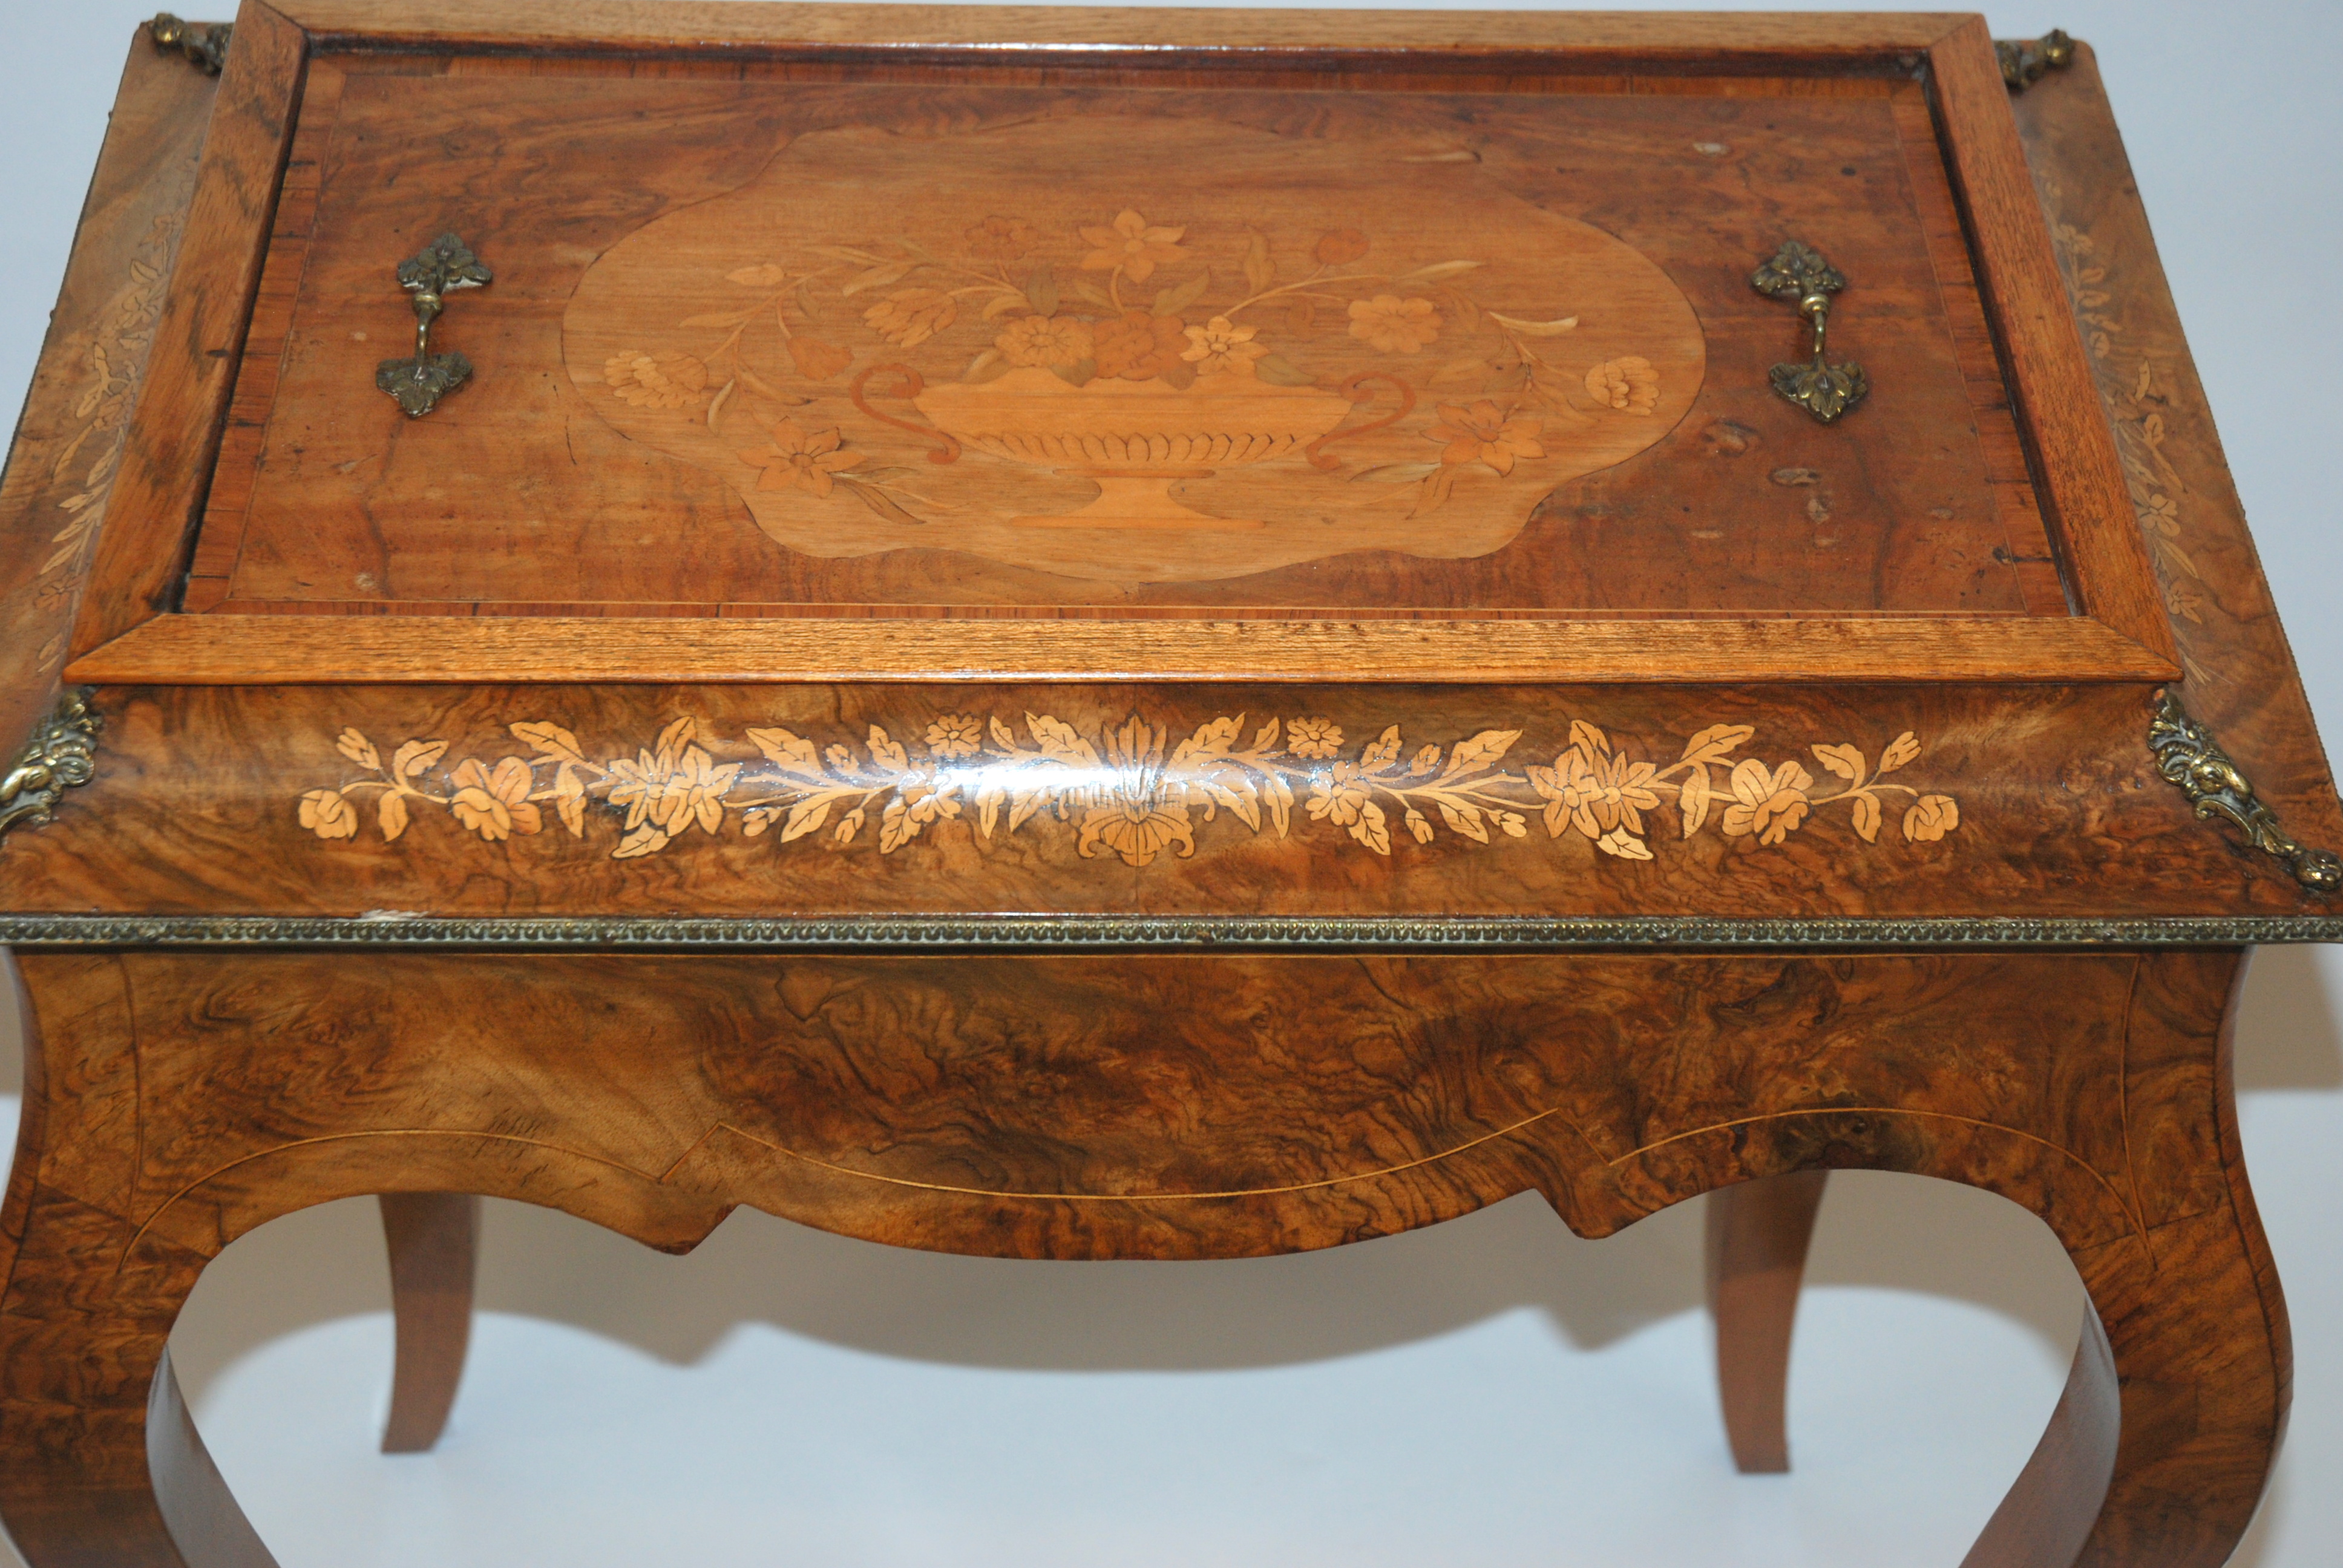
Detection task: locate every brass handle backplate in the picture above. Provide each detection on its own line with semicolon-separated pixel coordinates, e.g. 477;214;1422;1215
376;233;491;418
1751;241;1868;423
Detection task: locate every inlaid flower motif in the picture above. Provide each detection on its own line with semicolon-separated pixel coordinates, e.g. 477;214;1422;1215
1584;356;1661;414
925;714;983;758
862;288;958;348
450;757;541;842
1903;794;1960;842
738;420;860;497
1315;229;1369;266
1428;400;1547;475
1722;759;1813;845
966;215;1039;262
1093;311;1190;381
1073;716;1194;867
1288;717;1344;760
1306;760;1372;827
996;315;1096;370
1181;315;1267;377
607;720;740;843
786;336;854;381
604;350;710;409
1529;744;1660;841
1347;295;1441;353
1080;209;1187;283
297;788;359;840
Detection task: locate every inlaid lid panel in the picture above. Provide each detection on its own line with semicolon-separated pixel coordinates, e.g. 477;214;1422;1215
187;64;2055;622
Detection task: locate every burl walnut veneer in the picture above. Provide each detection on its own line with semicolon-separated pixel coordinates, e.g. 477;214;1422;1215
0;7;2336;1564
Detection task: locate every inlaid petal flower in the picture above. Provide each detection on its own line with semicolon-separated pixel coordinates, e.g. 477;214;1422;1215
995;315;1095;370
1287;717;1344;760
1346;294;1441;353
448;756;541;842
1180;316;1267;377
1427;400;1546;476
1584;355;1661;414
1092;311;1190;381
1079;209;1187;283
925;713;983;758
1305;760;1371;827
738;419;861;497
297;788;359;840
1903;794;1961;842
966;215;1039;261
1721;759;1814;846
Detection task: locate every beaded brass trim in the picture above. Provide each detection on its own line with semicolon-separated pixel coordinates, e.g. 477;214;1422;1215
1;913;2338;950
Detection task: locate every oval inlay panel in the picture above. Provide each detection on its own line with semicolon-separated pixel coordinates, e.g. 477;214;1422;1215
564;114;1705;584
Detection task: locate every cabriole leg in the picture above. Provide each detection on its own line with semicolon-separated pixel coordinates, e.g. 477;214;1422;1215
1705;1168;1829;1473
378;1192;480;1454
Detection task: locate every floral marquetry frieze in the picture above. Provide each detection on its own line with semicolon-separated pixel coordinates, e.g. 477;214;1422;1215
297;710;1962;869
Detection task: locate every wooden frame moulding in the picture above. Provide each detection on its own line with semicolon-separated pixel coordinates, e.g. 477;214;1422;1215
64;2;2181;687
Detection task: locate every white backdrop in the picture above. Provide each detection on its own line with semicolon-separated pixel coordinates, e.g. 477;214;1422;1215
2;3;2339;1564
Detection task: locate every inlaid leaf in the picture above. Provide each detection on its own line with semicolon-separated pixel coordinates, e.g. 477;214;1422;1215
554;766;586;837
1811;742;1866;783
1024;270;1060;317
1878;731;1921;774
1024;713;1099;765
1405;807;1435;844
612;825;670;860
867;726;910;773
780;797;834;843
842;261;916;296
1596;828;1654;861
834;806;865;843
1251;717;1282;752
841;480;926;528
1253;354;1316;387
975;784;1004;838
1411;745;1441;776
1154;272;1212;317
1678;724;1754;767
1679;767;1711;837
1361;725;1404;769
1392;260;1481;286
727;263;787;287
511;722;585;763
1244;231;1276;294
747;727;823;776
1437;800;1490;843
377;791;409;842
654;716;696;760
878;798;917;852
390;739;448;779
1263;771;1296;837
706;379;736;431
1488;312;1580;337
1567;720;1609;759
1446;729;1522;776
1350;800;1392;855
1496;812;1529;839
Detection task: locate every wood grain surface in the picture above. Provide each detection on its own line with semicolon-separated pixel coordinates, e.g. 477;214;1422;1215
0;946;2287;1564
0;39;214;757
3;678;2330;921
68;1;307;661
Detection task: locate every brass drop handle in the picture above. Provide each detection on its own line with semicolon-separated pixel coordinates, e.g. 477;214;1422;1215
1751;241;1868;423
377;232;492;418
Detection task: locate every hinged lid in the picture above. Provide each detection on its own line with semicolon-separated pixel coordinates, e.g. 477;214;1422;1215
65;4;2177;684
